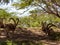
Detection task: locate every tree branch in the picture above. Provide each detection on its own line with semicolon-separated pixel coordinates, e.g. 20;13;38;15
38;0;60;18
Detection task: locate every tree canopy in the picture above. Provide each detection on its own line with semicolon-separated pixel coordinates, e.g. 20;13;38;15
13;0;60;18
0;9;11;18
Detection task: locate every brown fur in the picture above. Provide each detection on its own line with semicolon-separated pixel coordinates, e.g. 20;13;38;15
4;18;19;32
0;18;5;28
41;21;56;36
4;18;19;38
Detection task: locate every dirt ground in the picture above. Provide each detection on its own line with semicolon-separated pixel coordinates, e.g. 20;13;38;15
0;27;60;45
26;27;60;45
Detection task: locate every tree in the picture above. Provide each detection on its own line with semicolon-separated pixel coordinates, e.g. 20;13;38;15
13;0;60;18
0;0;9;3
0;9;12;18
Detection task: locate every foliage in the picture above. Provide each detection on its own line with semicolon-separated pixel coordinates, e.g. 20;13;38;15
0;9;19;19
13;0;60;18
13;0;33;9
19;13;60;27
0;0;9;4
0;40;43;45
0;9;12;18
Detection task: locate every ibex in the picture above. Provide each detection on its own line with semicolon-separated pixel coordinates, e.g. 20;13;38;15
41;21;56;36
4;18;19;38
4;18;19;32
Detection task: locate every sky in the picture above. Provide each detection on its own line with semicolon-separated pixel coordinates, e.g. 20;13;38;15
0;0;37;17
0;0;29;17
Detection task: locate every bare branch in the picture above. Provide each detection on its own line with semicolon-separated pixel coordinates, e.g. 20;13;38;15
38;0;60;18
20;7;30;15
19;3;33;15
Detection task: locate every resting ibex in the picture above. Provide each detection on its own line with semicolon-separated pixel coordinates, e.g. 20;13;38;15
4;18;19;32
41;21;56;36
4;18;19;38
